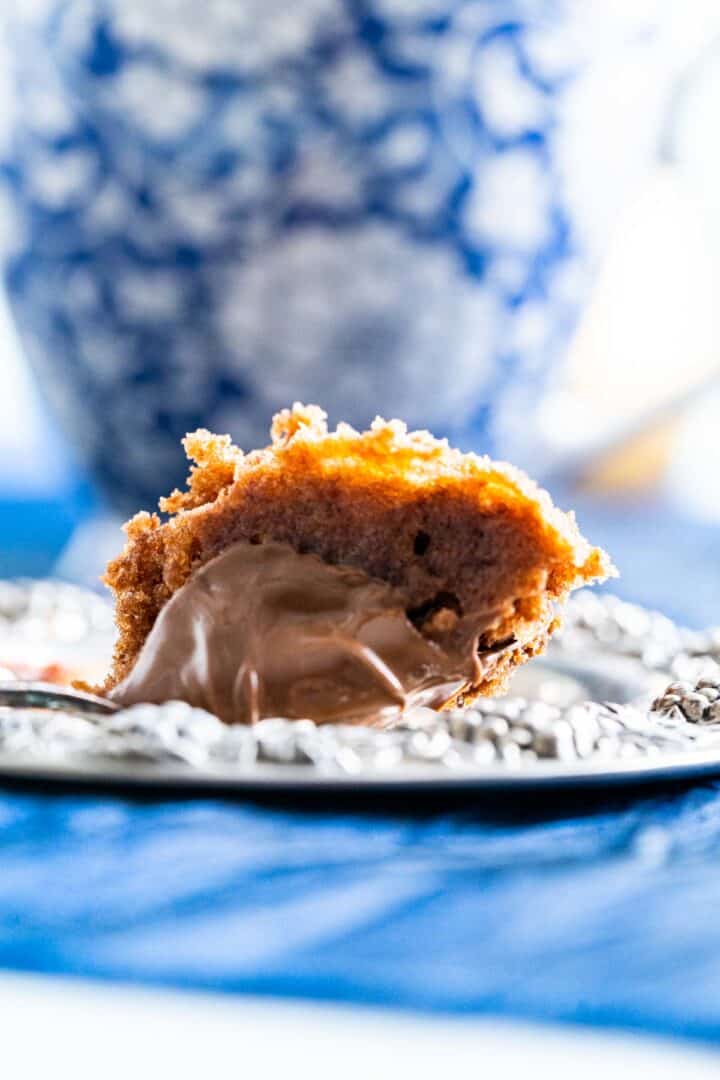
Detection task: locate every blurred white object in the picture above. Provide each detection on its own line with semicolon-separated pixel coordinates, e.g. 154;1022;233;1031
530;3;720;508
661;28;720;522
664;387;720;523
1;971;719;1080
489;0;720;473
53;509;124;584
0;287;73;494
539;169;720;468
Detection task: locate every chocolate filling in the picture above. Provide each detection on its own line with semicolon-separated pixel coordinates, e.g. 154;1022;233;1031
109;541;514;725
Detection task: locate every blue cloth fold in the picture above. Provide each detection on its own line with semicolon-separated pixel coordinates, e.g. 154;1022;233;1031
1;783;720;1043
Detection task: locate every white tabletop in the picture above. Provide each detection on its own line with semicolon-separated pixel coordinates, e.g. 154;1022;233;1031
1;971;717;1080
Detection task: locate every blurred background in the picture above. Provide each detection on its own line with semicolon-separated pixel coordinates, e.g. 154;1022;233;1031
1;0;720;625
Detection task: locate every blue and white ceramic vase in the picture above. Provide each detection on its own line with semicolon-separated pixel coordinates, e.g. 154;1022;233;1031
0;1;679;510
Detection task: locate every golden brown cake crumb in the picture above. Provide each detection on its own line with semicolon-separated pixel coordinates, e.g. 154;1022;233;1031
98;403;613;720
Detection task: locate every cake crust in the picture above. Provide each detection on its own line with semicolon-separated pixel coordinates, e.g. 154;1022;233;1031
99;404;613;710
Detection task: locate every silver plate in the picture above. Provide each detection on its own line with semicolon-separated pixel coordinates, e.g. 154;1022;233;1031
6;746;720;792
0;581;719;792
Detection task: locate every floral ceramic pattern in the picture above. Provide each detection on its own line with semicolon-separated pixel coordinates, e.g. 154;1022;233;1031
1;0;583;507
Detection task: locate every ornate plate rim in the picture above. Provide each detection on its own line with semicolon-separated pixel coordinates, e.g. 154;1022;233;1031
0;581;719;794
2;745;720;792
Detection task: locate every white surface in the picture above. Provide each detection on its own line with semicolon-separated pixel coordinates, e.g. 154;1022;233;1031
0;287;71;493
0;971;717;1079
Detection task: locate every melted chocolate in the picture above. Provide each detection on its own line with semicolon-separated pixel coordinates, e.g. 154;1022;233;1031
110;541;510;724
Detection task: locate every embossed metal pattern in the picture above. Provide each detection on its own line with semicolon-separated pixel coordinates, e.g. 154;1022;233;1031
1;581;720;790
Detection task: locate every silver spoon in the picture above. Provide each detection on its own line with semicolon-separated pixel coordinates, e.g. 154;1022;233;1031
0;681;119;716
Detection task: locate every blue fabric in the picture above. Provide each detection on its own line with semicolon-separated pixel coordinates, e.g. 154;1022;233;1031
2;784;720;1044
0;491;94;579
2;493;720;1044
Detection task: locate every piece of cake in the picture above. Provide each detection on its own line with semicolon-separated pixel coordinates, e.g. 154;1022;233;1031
98;404;613;725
